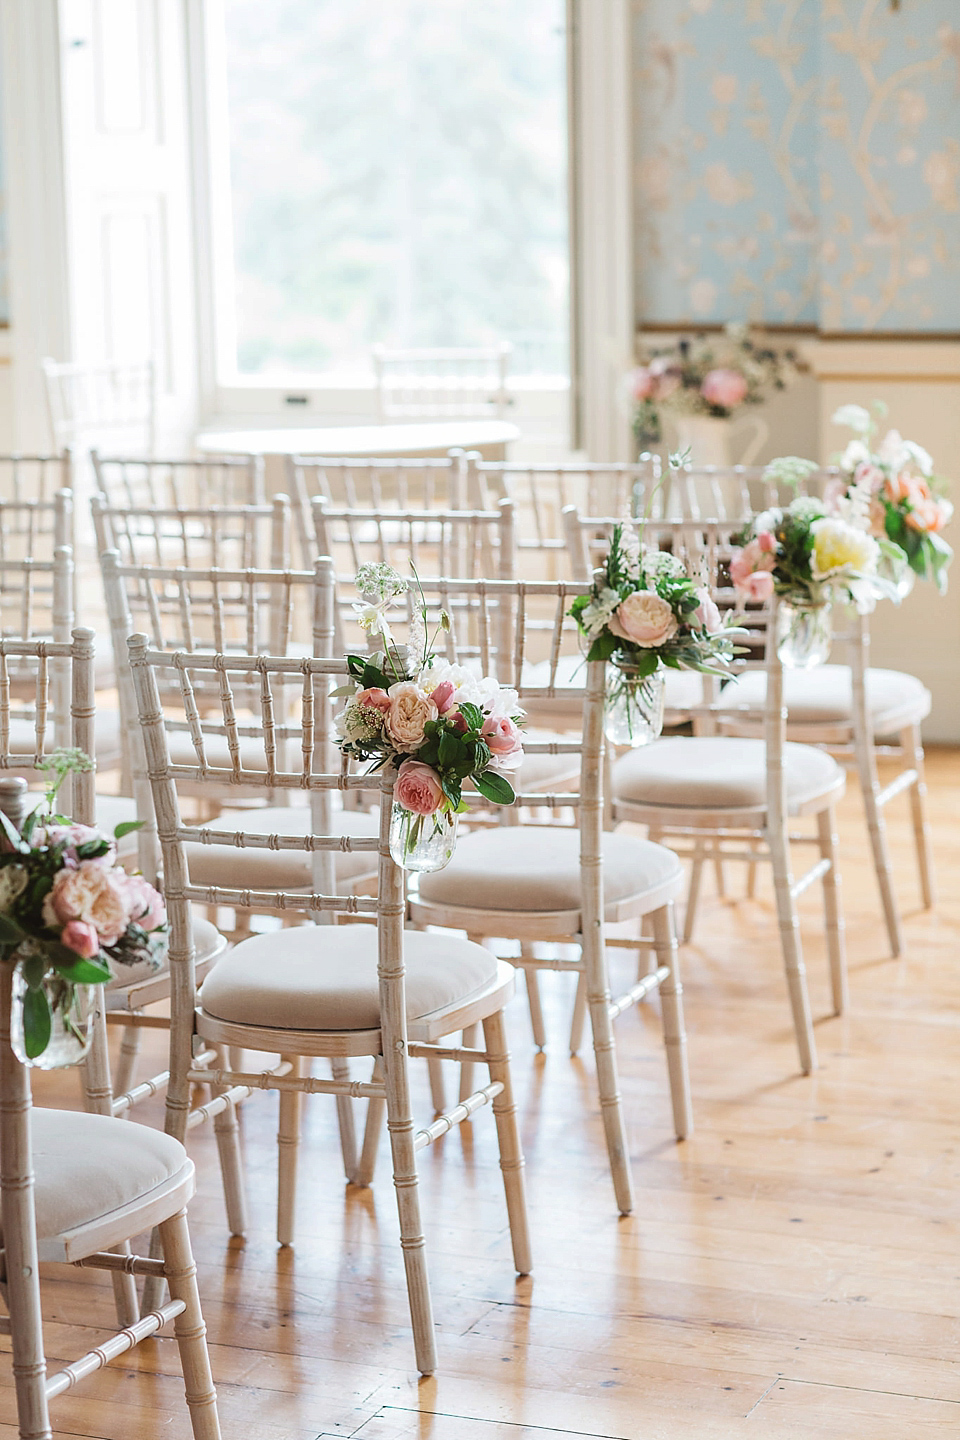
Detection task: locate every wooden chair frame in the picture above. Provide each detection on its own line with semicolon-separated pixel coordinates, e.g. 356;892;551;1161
92;450;265;510
42;358;157;455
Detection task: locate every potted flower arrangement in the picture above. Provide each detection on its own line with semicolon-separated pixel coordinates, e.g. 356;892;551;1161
729;461;903;669
0;750;165;1068
335;563;523;872
627;322;802;461
831;402;953;594
569;525;744;746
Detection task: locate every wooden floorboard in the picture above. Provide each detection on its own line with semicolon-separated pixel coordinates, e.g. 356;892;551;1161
4;747;959;1439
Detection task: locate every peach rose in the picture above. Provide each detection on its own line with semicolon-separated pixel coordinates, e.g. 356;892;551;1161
739;570;775;602
906;495;950;533
122;873;165;932
385;683;438;752
701;368;748;409
394;760;444;815
853;461;886;493
61;918;100;959
868;496;888;537
355;686;391;716
45;860;131;947
609;591;678;648
629;366;654;401
692;589;722;634
482;714;523;770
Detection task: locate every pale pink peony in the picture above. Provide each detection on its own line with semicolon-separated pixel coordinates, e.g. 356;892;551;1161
692;589;723;634
853;461;886;493
122;873;165;932
394;759;444;815
822;475;849;514
649;357;681;399
481;714;524;762
385;683;438;752
701;367;748;409
629;366;655;401
355;686;391;716
906;494;950;533
430;679;456;714
884;472;925;505
46;860;131;947
756;530;777;554
61;918;100;959
609;591;678;648
729;536;777;592
738;570;776;602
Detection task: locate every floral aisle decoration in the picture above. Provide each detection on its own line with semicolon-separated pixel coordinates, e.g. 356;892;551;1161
627;322;802;451
0;749;165;1068
831;403;953;594
729;464;903;668
569;525;744;747
335;563;524;872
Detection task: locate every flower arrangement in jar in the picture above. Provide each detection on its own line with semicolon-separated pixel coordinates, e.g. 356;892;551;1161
627;322;802;449
335;564;524;871
830;403;953;594
0;749;165;1066
568;524;744;746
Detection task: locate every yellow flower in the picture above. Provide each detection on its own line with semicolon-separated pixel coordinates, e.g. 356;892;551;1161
810;518;878;580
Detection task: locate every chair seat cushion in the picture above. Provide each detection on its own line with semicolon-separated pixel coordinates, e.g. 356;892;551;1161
185;805;379;891
613;737;843;811
106;911;224;994
199;924;498;1032
7;708;121;767
25;1109;189;1244
511;729;580;791
716;665;931;731
417;825;682;913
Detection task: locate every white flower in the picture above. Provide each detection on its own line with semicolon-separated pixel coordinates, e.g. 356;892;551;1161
641;547;684;579
810;518;879;580
832;404;873;436
0;865;27;911
839;439;870;473
902;439;934;478
355;562;407;604
787;495;826;522
763;456;819;489
581;587;622;637
876;429;910;473
619;527;641;569
753;507;783;536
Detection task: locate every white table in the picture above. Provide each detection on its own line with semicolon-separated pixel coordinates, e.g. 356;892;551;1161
196;419;520;463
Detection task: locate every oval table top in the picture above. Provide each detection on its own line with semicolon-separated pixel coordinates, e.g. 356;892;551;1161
195;419;520;459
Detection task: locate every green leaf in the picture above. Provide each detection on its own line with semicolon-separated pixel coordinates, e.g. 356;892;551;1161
21;954;46;990
474;771;516;806
76;839;111;860
113;820;145;840
0;913;23;943
0;809;26;854
22;985;52;1060
437;728;461;768
585;632;617;663
52;953;112;985
457;702;483;732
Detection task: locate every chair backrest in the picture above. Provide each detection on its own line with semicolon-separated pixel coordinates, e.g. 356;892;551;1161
92;451;265;509
91;492;290;573
466;455;664;573
0;627;95;816
0;489;74;567
313;497;517;657
286;451;466;568
0;453;73;504
660;463;834;523
42;359;156;455
372;344;512;420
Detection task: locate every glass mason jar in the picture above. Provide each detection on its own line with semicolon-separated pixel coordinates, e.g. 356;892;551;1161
10;954;95;1069
604;662;665;748
776;599;832;670
389;803;459;874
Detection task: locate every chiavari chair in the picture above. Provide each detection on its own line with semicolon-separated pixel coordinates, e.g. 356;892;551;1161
127;624;531;1377
42;359;157;455
92;451;265;509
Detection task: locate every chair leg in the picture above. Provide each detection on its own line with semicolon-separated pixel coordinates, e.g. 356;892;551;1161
586;945;634;1216
354;1057;386;1187
331;1057;358;1183
856;739;903;958
426;1057;446;1115
818;807;848;1016
522;944;547;1050
768;829;817;1074
112;1017;143;1099
212;1046;248;1238
277;1054;303;1246
903;721;936;908
482;1008;532;1275
568;970;588;1055
746;858;759;899
384;1063;437;1374
458;1022;480;1104
683;844;705;945
158;1209;222;1440
712;847;726;898
652;903;693;1140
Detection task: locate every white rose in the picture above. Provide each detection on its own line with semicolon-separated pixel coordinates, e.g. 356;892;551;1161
810;518;879;580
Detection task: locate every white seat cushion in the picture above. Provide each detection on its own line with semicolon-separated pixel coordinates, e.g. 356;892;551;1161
7;708;121;766
716;665;931;732
199;925;497;1032
512;729;580;790
106;911;224;993
613;737;843;812
417;825;682;913
184;805;379;891
25;1109;189;1244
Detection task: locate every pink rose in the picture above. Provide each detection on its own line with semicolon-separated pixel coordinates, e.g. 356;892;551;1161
629;366;654;401
906;495;949;533
355;687;391;715
394;760;444;816
854;462;885;493
609;591;678;648
822;475;848;514
448;709;468;735
692;589;722;634
385;683;438;752
61;918;101;959
122;873;166;932
756;530;777;554
740;570;775;602
868;497;888;537
483;714;521;771
729;536;776;592
46;860;131;947
430;680;456;714
701;368;748;410
649;357;681;400
884;472;922;505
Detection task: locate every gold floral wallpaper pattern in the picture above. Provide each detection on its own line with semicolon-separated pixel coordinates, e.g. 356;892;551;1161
633;0;960;332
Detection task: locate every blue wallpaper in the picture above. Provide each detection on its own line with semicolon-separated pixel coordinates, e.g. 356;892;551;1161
634;1;960;333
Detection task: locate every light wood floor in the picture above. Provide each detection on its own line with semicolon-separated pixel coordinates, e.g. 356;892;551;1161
4;749;960;1440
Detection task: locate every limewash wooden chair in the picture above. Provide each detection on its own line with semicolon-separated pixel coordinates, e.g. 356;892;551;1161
372;342;512;420
598;519;847;1076
403;577;693;1218
0;651;220;1436
127;638;531;1376
92;450;265;509
42;358;157;454
91;491;289;575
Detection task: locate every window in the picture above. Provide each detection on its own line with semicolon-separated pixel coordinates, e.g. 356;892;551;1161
206;0;569;385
